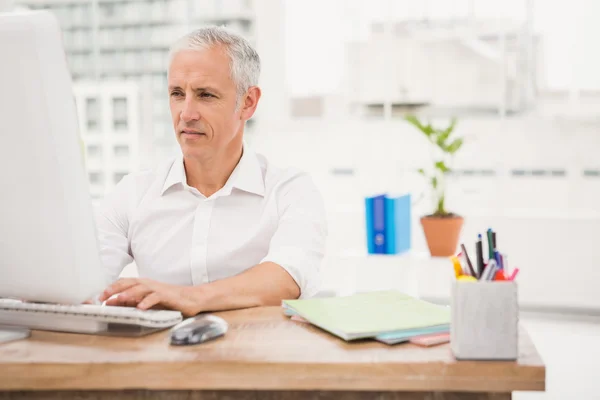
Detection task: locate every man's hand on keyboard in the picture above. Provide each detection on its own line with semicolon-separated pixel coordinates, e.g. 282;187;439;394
97;278;201;317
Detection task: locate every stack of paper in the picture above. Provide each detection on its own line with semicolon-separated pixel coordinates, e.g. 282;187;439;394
282;290;450;344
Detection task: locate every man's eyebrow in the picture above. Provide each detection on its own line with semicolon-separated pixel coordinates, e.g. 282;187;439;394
167;85;222;94
193;86;220;94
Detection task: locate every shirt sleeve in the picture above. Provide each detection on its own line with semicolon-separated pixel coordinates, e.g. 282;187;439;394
260;172;328;299
94;175;135;284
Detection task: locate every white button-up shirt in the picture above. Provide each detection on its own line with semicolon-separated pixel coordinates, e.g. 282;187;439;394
95;147;327;298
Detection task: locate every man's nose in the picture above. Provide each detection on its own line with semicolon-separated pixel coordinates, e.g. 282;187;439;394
180;99;200;122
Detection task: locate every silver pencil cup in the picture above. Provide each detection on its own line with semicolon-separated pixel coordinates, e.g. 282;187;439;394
451;281;519;360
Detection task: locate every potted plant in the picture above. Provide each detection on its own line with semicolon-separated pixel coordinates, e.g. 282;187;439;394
404;114;464;257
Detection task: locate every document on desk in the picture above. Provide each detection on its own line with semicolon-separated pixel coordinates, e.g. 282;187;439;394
283;290;450;341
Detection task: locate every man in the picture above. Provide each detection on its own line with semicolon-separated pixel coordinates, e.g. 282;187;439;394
95;27;327;317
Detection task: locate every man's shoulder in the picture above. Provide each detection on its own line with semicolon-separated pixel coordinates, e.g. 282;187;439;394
256;152;317;193
114;158;176;199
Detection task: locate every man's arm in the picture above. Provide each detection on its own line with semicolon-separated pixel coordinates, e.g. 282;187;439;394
100;261;299;316
94;175;136;284
185;261;300;312
99;171;327;316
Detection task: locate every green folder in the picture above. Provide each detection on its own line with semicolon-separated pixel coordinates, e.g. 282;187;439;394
283;290;450;341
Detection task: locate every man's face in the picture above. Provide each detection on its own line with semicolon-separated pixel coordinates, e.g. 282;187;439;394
168;46;243;159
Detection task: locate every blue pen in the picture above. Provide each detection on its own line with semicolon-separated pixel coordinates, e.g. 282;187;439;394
494;250;502;269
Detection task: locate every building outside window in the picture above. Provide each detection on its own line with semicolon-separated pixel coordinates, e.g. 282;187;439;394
114;172;128;184
86;144;102;158
85;97;100;131
114;145;130;158
112;97;128;131
88;172;103;185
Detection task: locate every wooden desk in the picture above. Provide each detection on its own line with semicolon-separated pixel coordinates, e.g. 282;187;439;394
0;306;545;399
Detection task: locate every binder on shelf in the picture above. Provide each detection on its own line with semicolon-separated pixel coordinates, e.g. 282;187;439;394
365;193;411;255
385;194;411;254
365;196;374;253
372;194;386;254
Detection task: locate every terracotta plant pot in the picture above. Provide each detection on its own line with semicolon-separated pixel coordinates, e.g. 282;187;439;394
420;215;464;257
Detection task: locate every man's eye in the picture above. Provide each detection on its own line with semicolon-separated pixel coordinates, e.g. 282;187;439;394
200;92;214;98
170;92;183;97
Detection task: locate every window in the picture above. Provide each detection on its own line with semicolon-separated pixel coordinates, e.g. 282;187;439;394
85;97;101;131
112;97;128;131
114;172;128;184
86;145;102;157
88;172;103;185
123;28;135;46
447;169;497;177
150;50;165;70
114;145;130;157
124;51;136;71
511;169;567;178
100;3;116;18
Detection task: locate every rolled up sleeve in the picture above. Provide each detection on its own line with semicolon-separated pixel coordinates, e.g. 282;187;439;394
260;172;328;298
94;175;135;283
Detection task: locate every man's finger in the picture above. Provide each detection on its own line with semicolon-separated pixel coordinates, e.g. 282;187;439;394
115;285;153;305
137;290;198;317
105;295;139;307
137;292;162;311
98;278;139;301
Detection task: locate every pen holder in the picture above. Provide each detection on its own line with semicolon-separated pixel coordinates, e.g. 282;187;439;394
451;281;518;360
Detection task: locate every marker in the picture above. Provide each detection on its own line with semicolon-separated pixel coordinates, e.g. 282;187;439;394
494;250;501;268
460;243;477;278
455;252;469;276
476;234;484;277
481;260;497;281
508;268;520;281
487;229;494;260
450;256;462;278
493;270;507;281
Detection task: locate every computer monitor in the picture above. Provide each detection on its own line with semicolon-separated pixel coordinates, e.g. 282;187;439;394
0;10;108;304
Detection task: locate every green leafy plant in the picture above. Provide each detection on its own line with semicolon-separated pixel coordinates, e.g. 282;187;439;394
404;115;463;218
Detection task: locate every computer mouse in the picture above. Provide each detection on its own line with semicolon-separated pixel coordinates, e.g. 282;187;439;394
169;315;228;346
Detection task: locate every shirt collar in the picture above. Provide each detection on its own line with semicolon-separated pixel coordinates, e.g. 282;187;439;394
161;144;265;197
161;155;187;196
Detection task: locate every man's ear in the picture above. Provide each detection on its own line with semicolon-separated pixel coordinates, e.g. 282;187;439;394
239;86;261;121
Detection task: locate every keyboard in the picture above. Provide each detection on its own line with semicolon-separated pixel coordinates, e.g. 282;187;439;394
0;299;183;336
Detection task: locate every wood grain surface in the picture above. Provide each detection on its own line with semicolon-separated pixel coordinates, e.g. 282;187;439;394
0;390;512;400
0;306;545;393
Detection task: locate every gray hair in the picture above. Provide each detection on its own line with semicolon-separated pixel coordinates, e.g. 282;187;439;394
168;26;261;102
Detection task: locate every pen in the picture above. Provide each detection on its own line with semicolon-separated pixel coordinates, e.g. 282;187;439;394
481;260;498;281
455;253;469;276
492;231;497;250
460;244;477;278
487;229;494;260
494;250;501;269
476;234;484;277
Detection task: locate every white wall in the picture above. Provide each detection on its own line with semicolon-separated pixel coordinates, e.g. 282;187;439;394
253;0;289;124
250;114;600;313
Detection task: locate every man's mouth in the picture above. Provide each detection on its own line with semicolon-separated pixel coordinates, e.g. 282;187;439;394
181;129;205;136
